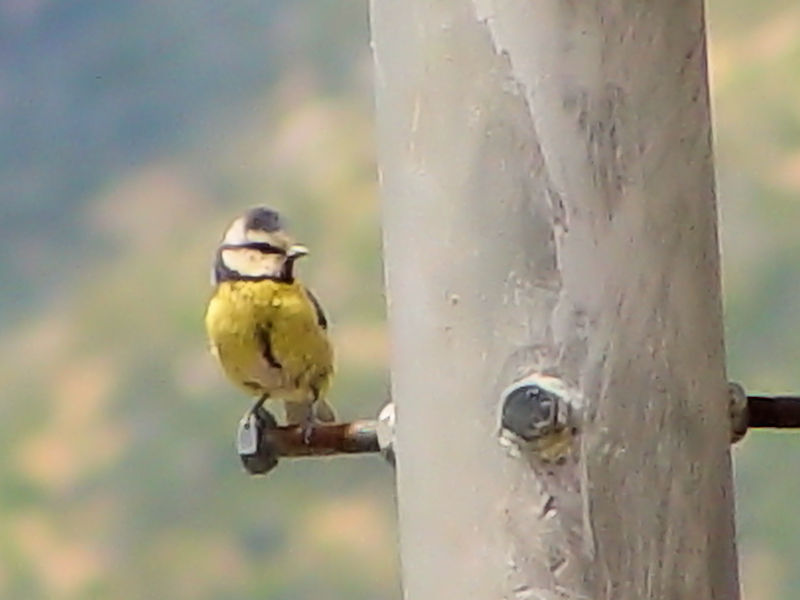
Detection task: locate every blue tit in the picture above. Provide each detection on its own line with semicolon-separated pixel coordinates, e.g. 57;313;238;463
205;207;335;432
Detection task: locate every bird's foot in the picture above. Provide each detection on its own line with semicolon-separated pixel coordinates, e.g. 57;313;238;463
300;419;316;445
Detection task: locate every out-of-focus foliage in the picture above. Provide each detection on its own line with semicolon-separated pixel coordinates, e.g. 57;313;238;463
709;2;800;598
0;2;395;599
0;0;797;598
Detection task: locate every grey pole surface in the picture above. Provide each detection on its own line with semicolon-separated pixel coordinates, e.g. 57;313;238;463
371;1;739;598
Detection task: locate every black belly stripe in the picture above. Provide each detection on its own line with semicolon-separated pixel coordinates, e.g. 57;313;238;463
257;326;282;369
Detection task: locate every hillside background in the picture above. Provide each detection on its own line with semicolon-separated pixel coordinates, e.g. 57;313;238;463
0;1;798;598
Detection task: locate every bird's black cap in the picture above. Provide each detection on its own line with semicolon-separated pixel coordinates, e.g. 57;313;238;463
244;207;284;233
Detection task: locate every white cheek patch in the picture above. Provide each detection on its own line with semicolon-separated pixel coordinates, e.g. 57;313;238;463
221;248;283;278
244;229;277;244
222;217;248;245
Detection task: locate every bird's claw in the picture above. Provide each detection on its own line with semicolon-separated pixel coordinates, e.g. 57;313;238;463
301;420;315;445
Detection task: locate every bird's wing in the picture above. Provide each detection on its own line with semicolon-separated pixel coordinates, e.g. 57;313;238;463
304;287;328;330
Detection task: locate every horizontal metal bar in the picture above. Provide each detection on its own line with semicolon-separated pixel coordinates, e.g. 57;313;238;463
747;395;800;429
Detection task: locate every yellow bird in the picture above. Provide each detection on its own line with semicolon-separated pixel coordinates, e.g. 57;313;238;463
205;207;335;436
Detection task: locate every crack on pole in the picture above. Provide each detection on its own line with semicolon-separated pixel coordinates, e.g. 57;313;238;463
471;0;571;243
498;372;593;597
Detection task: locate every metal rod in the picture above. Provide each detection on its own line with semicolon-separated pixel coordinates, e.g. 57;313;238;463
747;395;800;429
263;420;381;456
237;392;800;476
239;415;383;475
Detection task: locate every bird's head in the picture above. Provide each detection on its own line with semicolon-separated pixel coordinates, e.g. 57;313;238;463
213;207;309;283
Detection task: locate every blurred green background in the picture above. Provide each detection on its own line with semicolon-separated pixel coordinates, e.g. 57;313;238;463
0;1;797;598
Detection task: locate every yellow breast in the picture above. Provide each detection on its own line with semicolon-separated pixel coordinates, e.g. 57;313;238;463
205;280;333;402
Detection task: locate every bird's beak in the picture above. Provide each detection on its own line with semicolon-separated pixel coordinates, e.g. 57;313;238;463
287;244;309;259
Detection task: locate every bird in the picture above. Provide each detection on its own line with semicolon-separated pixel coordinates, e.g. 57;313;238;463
205;207;335;441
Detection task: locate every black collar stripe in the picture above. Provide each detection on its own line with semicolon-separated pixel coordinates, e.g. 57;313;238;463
219;242;286;255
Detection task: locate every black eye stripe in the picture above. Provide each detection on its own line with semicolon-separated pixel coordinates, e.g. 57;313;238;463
219;242;286;255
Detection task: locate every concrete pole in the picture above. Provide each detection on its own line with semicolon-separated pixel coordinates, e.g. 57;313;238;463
371;1;739;598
